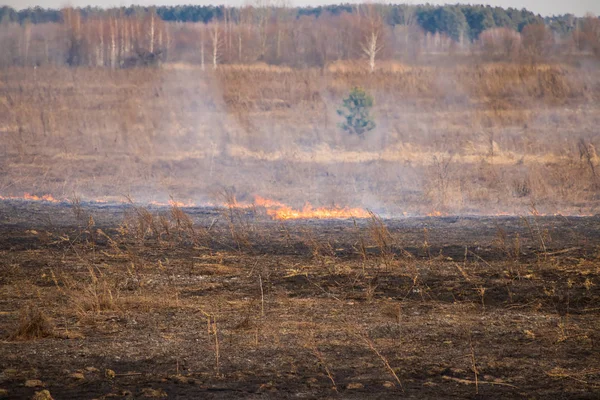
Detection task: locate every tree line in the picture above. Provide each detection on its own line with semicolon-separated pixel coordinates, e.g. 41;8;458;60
0;4;598;69
1;4;593;39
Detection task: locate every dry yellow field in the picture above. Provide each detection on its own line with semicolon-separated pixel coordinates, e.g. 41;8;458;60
1;63;599;215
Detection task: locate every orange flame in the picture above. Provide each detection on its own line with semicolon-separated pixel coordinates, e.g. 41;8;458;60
149;199;196;208
2;193;591;218
268;204;370;220
0;193;61;203
24;193;59;202
427;210;445;217
254;195;369;220
254;195;287;209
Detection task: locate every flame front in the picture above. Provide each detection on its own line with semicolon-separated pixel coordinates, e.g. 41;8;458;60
149;199;196;208
0;193;61;203
0;192;595;218
253;195;287;209
255;196;369;220
427;210;445;217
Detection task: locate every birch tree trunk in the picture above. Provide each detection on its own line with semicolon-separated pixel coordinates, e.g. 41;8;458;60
86;21;92;66
110;18;116;69
149;12;155;54
98;19;104;66
119;15;125;61
122;19;128;58
361;31;381;72
200;26;205;71
130;19;135;53
210;24;221;69
238;28;242;62
22;22;31;66
358;4;385;73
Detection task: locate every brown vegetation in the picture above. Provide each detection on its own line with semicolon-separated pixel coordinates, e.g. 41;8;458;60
0;62;599;215
7;307;53;341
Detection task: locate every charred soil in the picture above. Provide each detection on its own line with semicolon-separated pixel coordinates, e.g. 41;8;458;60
0;201;599;399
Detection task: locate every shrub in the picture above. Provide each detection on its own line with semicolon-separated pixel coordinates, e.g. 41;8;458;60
337;87;376;136
8;306;53;341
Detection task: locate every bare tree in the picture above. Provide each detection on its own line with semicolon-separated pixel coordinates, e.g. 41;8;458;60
130;16;137;54
85;18;92;65
222;6;235;62
253;0;271;60
578;14;600;57
521;23;553;63
199;24;206;70
96;18;104;66
237;6;254;63
209;22;224;69
63;7;83;66
273;0;292;63
0;23;19;68
118;10;126;61
362;30;383;72
22;21;31;66
148;8;156;54
359;4;385;72
109;16;117;68
479;27;521;61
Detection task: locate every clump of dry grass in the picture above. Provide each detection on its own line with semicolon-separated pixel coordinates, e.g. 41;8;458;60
302;227;334;260
367;211;396;270
52;266;120;317
170;200;195;236
217;188;255;251
79;266;120;314
8;306;54;341
131;205;160;241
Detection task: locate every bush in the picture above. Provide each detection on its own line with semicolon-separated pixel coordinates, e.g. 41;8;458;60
521;23;553;62
8;306;53;341
337;87;376;136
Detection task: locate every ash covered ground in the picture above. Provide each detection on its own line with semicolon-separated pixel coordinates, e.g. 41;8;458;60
0;200;599;399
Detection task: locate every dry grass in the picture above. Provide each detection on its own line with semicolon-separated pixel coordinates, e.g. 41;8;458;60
8;306;54;341
1;36;599;397
0;62;599;215
1;199;599;397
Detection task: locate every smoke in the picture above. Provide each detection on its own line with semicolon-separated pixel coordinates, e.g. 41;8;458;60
1;59;599;217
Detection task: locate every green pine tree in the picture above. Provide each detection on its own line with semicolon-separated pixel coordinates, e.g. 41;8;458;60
337;87;376;136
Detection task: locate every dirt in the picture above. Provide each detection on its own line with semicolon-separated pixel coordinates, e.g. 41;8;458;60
0;200;599;399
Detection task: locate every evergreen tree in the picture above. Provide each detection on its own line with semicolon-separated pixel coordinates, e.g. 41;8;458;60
337;87;376;137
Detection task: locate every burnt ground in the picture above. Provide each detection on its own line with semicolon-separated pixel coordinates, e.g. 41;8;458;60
0;201;599;399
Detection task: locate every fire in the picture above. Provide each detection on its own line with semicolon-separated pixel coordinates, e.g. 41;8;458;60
149;199;196;208
427;210;445;217
267;204;370;220
23;193;59;202
254;195;287;209
254;195;369;220
0;192;596;218
0;193;61;203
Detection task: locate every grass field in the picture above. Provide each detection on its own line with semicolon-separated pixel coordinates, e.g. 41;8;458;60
1;60;600;399
1;62;599;215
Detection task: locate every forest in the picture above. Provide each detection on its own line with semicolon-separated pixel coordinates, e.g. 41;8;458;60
0;4;598;68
